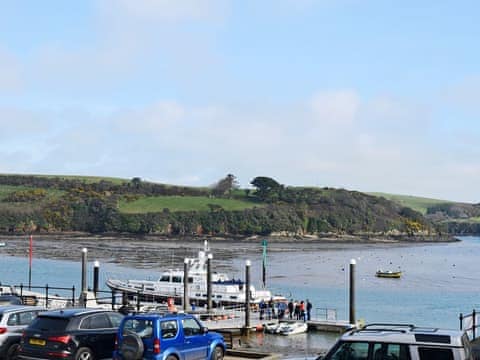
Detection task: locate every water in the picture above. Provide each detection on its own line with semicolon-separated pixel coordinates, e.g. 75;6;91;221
1;235;479;357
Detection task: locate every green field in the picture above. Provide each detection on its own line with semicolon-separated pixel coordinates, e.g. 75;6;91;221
368;192;453;214
119;195;262;213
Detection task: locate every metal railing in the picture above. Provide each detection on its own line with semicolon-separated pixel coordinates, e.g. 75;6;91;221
460;310;480;339
315;307;337;321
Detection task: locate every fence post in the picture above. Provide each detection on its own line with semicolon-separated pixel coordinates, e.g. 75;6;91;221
45;284;49;308
473;309;476;339
112;291;116;310
460;313;463;330
137;291;141;312
20;283;23;297
72;286;76;307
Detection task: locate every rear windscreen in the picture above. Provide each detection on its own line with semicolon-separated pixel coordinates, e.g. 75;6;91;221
28;317;69;331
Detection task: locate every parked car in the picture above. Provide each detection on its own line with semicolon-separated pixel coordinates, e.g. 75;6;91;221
318;323;473;360
0;305;44;360
18;308;124;360
113;313;226;360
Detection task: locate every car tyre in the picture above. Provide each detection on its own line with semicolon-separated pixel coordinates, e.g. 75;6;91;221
119;334;144;360
166;356;177;360
75;347;94;360
212;345;224;360
6;343;20;360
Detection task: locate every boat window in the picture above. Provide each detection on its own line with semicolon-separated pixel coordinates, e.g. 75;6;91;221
160;276;170;282
216;295;222;298
188;277;193;283
195;293;201;297
230;296;238;300
172;276;182;283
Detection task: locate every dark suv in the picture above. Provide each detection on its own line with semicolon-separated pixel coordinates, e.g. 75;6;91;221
18;308;124;360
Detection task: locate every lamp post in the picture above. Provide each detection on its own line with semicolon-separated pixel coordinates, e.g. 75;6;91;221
183;258;190;312
207;254;212;312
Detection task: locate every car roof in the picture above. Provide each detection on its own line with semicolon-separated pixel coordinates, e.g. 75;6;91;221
126;313;193;320
340;324;466;347
39;308;112;318
0;305;43;313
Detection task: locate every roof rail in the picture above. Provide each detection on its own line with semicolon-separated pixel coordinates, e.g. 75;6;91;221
350;323;416;335
361;323;415;329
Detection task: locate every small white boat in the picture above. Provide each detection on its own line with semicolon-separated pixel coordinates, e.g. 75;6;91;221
264;321;308;335
278;322;308;335
0;242;5;247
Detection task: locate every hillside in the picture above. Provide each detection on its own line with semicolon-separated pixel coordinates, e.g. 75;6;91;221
0;173;467;238
369;192;480;235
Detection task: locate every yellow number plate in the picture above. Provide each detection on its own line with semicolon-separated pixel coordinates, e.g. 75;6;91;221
29;338;46;346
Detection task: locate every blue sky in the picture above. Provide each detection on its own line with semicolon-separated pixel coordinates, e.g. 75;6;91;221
0;0;479;202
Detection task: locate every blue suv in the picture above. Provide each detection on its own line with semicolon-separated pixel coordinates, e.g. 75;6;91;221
114;313;226;360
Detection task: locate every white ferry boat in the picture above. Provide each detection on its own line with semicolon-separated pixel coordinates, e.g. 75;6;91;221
106;241;280;306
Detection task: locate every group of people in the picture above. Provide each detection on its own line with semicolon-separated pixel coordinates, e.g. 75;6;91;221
259;298;313;321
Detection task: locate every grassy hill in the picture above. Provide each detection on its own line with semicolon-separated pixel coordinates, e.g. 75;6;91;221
368;192;453;214
0;173;474;236
119;195;262;213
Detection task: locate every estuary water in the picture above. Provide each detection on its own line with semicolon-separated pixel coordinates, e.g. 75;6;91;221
1;235;479;357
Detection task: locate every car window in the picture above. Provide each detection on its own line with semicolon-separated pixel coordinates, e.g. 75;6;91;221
123;319;153;339
80;313;110;329
107;312;124;327
19;311;38;326
329;341;369;360
7;314;18;326
182;318;202;337
372;343;411;360
29;317;69;331
161;320;178;339
418;348;454;360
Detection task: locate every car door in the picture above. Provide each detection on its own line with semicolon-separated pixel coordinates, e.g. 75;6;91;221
181;317;209;360
79;313;117;359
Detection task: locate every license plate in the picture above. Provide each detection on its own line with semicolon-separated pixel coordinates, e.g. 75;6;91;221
29;338;46;346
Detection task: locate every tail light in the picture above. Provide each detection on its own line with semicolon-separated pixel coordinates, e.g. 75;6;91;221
47;335;71;344
0;327;7;334
153;338;161;354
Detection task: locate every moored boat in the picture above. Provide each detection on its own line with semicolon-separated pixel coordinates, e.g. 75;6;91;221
106;240;284;306
376;270;402;278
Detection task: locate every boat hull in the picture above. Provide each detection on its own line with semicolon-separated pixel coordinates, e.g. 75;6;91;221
376;271;402;278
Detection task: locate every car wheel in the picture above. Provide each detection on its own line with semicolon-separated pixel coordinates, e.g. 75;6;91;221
211;346;224;360
119;334;144;360
6;343;20;360
75;347;94;360
166;356;177;360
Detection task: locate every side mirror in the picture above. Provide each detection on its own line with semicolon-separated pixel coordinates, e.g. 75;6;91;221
202;327;209;334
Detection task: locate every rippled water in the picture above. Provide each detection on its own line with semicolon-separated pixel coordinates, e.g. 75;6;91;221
1;235;479;357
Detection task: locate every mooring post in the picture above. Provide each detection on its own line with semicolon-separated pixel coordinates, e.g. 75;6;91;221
349;259;356;325
245;259;251;334
460;313;463;330
93;261;99;297
183;258;190;312
207;253;212;312
81;248;88;307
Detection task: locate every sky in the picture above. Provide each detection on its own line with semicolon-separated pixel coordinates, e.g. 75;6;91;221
0;0;479;203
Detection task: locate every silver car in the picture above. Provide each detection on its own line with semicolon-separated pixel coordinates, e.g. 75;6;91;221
320;323;472;360
0;305;44;360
